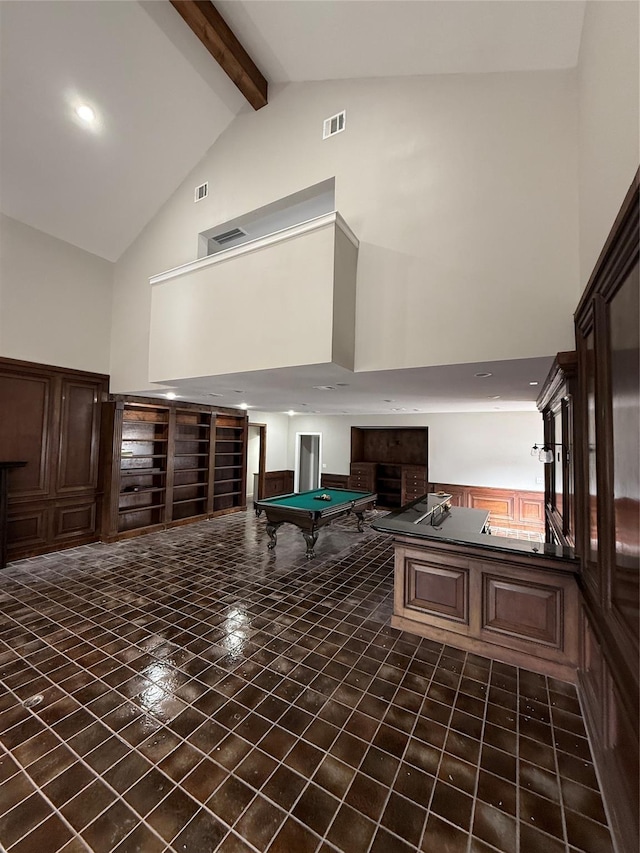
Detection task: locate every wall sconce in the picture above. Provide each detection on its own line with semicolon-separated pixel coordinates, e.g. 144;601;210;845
530;443;559;463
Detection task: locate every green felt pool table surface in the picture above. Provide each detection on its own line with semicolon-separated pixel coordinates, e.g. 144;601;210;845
257;488;375;512
255;488;378;558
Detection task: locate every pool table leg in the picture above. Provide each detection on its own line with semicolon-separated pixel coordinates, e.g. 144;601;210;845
302;530;319;559
354;511;366;532
266;521;281;549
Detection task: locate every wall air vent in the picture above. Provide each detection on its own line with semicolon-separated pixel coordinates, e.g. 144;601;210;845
211;227;247;246
323;110;346;140
194;182;208;202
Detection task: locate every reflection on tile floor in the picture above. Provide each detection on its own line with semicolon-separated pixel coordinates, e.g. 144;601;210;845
0;511;613;852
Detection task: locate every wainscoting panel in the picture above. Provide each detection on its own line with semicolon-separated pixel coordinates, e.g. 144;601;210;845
432;483;544;533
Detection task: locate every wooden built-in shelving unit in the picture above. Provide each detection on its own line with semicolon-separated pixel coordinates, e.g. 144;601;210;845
213;416;247;514
100;397;247;541
349;427;429;508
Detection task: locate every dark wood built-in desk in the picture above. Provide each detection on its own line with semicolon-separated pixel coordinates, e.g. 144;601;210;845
0;462;26;569
373;495;579;681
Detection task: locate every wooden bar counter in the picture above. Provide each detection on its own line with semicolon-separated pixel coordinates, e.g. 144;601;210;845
372;494;580;681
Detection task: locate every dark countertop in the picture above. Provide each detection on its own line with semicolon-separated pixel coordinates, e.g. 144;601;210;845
371;493;577;564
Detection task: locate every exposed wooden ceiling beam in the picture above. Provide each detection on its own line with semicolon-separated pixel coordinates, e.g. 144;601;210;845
169;0;268;110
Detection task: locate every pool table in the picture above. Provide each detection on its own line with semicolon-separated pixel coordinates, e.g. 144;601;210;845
255;487;377;559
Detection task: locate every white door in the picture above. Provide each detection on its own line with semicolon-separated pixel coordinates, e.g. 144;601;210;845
246;426;261;502
295;432;322;492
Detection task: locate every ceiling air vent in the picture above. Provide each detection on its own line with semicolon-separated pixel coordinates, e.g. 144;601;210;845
323;110;346;140
194;182;208;202
211;227;247;246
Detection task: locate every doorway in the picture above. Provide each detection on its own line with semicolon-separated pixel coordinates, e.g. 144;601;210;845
246;424;266;504
295;432;322;492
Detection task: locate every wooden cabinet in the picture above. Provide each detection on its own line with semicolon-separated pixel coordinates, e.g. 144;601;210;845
376;464;402;505
393;537;579;682
349;461;377;492
320;473;349;490
350;428;429;507
100;398;247;540
0;358;108;561
537;352;578;548
401;465;428;504
573;172;638;853
262;470;294;499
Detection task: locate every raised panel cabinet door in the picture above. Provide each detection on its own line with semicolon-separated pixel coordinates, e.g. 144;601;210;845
482;575;562;649
405;558;469;624
0;372;51;498
56;379;102;493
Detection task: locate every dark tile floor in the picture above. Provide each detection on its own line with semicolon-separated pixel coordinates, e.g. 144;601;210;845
0;511;613;853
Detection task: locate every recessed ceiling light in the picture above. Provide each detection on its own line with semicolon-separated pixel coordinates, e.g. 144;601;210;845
165;392;177;400
529;381;539;386
474;372;493;378
384;399;395;403
76;104;96;123
488;395;501;399
312;385;336;391
208;393;223;398
335;383;349;387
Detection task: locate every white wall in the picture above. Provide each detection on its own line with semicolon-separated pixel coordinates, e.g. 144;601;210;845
111;70;578;393
578;1;639;288
149;223;337;382
281;410;544;492
0;214;113;374
249;412;290;471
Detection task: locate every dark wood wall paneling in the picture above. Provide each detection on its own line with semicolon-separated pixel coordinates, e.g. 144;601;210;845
261;470;294;500
0;358;109;562
431;483;545;534
573;170;639;853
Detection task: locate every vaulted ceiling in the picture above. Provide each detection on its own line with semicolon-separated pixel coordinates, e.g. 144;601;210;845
0;0;585;262
0;1;587;413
